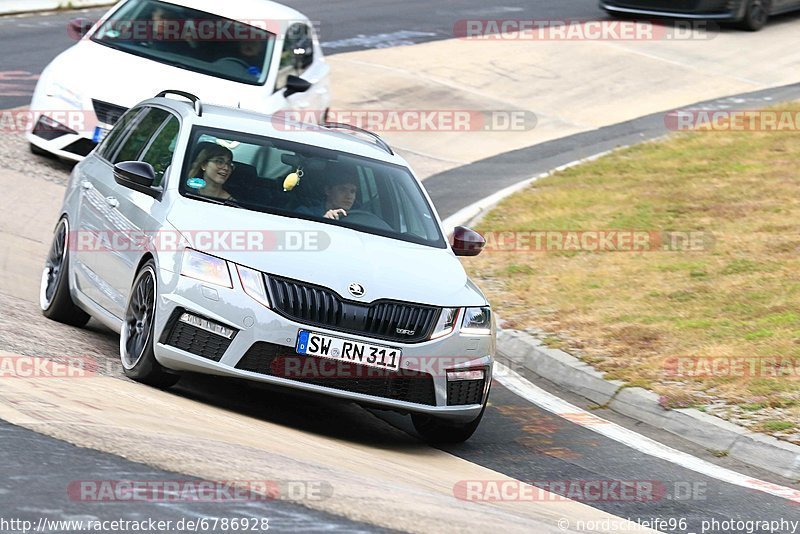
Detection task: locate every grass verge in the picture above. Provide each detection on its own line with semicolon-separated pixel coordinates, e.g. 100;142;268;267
463;105;800;443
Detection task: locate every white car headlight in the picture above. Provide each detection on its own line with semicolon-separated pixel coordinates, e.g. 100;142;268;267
45;81;83;109
430;308;459;339
180;249;232;288
237;265;270;308
461;307;491;335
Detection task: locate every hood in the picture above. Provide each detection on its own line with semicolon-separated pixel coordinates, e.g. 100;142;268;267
166;200;487;307
47;40;272;111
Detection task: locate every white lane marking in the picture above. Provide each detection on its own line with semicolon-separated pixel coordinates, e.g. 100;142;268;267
322;30;437;50
494;363;800;504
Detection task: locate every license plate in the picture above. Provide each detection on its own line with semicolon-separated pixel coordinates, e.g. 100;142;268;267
92;126;110;143
296;330;402;372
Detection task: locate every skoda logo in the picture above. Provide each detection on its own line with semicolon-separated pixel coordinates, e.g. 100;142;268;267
348;283;365;298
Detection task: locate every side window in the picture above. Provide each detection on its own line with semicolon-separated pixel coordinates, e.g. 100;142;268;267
113;108;171;164
141;116;179;187
96;108;142;161
275;23;313;90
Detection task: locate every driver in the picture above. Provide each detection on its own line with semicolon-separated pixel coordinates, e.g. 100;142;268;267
297;172;358;220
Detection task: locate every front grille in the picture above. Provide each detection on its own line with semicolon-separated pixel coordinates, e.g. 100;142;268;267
447;379;485;406
267;275;439;343
165;320;234;362
63;138;97;156
92;99;128;126
236;342;437;406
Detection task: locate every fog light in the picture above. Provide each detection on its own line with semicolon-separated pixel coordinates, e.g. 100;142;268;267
179;312;235;339
33;114;78;140
447;369;485;381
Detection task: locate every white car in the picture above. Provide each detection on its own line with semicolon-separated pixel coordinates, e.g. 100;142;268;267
28;0;329;161
40;92;495;442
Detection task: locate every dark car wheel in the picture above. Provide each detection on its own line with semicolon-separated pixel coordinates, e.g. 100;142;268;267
120;260;180;388
40;217;91;327
412;402;488;444
739;0;770;30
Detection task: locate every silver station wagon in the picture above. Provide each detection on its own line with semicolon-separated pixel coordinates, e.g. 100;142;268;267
40;91;494;442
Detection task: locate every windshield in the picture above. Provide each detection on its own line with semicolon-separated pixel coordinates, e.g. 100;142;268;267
179;127;447;249
90;0;276;85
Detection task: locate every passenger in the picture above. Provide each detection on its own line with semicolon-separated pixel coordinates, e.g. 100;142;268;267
298;173;358;220
186;145;236;200
147;5;206;56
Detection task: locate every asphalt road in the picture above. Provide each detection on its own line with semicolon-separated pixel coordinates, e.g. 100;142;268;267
1;2;800;533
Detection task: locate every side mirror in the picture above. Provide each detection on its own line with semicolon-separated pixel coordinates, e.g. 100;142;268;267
451;226;485;257
68;18;94;40
114;161;161;199
284;75;312;97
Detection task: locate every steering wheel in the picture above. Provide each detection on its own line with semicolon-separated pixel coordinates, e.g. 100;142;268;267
343;210;393;231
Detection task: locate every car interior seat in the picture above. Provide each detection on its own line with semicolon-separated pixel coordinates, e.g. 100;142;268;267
224;162;273;205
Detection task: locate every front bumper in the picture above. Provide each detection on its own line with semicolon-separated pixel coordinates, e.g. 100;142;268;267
27;128;98;162
27;88;123;162
600;1;742;20
152;267;494;422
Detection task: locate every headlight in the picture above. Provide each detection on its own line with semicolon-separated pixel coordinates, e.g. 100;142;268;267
430;308;459;339
461;306;491;335
45;81;83;109
237;265;270;308
180;249;232;288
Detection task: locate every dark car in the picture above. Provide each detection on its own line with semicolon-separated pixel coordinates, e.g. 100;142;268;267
600;0;800;30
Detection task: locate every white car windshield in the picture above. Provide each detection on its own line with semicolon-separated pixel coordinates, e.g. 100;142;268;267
90;0;276;85
179;127;447;249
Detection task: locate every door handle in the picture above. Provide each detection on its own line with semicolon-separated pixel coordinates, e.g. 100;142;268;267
80;181;93;190
105;197;119;208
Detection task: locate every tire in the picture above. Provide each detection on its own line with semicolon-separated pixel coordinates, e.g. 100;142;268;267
40;218;91;327
120;260;180;388
412;402;488;444
738;0;770;30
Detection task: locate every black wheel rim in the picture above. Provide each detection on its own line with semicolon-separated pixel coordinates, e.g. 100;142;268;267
121;268;156;369
40;219;67;310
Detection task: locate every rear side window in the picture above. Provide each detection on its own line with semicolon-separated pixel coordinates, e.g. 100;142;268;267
113;108;171;163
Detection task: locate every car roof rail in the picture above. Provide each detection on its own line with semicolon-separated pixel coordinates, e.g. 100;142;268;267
155;90;203;117
320;122;394;155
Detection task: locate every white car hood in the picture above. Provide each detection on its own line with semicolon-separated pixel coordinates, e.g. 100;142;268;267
166;201;487;307
47;40;266;110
